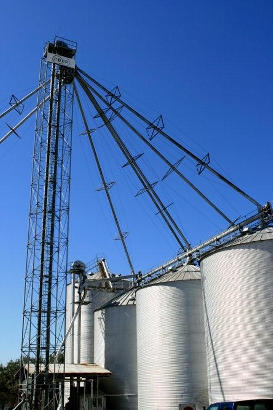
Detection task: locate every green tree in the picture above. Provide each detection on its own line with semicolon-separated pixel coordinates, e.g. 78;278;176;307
0;359;20;409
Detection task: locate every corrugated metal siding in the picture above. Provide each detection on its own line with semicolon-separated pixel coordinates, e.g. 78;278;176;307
80;291;93;363
65;282;73;364
65;282;80;364
65;281;118;364
201;231;273;403
94;309;105;367
137;278;208;410
94;303;137;410
80;289;117;363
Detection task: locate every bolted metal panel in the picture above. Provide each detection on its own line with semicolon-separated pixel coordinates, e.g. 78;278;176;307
201;227;273;403
137;265;208;410
94;290;137;410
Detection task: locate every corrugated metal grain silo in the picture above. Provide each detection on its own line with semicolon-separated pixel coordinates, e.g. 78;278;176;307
65;270;128;364
201;227;273;403
94;289;137;410
65;281;73;364
80;287;117;363
65;280;80;364
137;264;208;410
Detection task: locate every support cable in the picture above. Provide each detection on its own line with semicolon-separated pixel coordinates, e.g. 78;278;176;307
77;67;261;210
83;82;234;226
0;80;50;120
0;94;52;145
78;74;190;250
77;74;190;251
74;83;135;276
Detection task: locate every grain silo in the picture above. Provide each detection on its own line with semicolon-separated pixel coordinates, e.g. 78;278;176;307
136;264;208;410
94;288;137;410
65;280;74;364
65;271;81;364
201;227;273;403
80;286;119;363
65;259;131;365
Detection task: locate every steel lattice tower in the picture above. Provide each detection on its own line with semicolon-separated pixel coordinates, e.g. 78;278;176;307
20;38;76;410
6;34;270;410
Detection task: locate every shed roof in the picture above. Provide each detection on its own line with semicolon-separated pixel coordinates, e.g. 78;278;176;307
25;363;111;377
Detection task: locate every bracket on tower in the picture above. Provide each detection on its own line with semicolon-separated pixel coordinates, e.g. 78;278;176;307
94;105;123;124
106;86;121;105
155;202;174;215
114;231;129;240
80;128;97;136
122;153;144;168
161;156;186;181
146;114;164;141
5;123;21;139
107;105;123;122
9;94;24;115
93;86;122;119
196;153;210;175
135;181;159;197
96;181;116;191
93;107;110;119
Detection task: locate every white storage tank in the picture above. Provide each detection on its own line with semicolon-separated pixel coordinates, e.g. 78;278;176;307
94;289;137;410
201;227;273;403
137;264;208;410
65;280;80;364
65;281;73;364
80;285;127;363
65;259;131;365
65;280;116;364
65;260;86;365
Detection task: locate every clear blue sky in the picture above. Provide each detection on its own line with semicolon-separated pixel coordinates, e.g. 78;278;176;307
0;0;272;364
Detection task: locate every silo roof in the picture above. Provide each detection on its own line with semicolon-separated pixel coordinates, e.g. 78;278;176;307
145;264;200;285
95;287;136;310
225;226;273;246
201;226;273;260
95;265;200;307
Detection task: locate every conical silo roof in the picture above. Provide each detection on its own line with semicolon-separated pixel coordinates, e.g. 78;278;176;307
145;263;200;286
95;287;136;309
